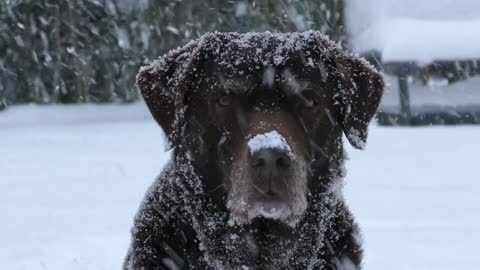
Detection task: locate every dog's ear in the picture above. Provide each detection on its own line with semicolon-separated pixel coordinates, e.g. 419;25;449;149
136;43;200;147
332;50;384;150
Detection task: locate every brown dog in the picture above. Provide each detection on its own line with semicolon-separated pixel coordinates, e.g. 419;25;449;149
124;31;384;269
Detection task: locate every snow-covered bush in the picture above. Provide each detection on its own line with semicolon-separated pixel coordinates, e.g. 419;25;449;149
0;0;346;108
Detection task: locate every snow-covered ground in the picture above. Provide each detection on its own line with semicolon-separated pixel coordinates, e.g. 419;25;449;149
1;103;479;270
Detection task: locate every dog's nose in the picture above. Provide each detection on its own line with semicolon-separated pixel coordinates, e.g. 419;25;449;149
251;148;291;173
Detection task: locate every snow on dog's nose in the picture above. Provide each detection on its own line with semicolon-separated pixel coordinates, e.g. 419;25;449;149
248;131;293;179
247;130;293;158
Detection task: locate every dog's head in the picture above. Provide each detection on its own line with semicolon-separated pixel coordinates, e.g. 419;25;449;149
138;32;384;227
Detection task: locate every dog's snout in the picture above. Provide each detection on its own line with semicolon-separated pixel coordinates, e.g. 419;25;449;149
251;148;291;173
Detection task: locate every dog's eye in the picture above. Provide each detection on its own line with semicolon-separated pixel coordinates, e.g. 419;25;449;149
296;90;319;110
218;95;233;107
296;97;318;110
303;98;317;108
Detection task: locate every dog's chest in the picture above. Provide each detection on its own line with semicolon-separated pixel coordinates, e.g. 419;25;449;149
178;224;323;270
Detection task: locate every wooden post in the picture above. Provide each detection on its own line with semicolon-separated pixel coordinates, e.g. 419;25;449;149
398;74;412;125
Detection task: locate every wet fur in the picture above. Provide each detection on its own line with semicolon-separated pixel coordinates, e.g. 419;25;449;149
124;32;384;270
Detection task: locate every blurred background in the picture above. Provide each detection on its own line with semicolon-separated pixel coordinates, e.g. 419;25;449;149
2;0;480;125
1;1;479;270
0;0;345;106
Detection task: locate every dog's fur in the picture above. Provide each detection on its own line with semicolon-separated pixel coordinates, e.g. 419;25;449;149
124;32;384;270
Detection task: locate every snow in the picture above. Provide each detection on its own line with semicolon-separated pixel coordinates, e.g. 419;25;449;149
1;103;479;269
345;0;480;63
345;127;365;150
235;2;248;17
247;130;293;157
247;201;290;224
141;31;343;83
0;103;168;270
138;31;381;156
354;19;480;63
345;126;480;269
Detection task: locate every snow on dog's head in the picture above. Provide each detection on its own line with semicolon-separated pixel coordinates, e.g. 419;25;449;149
136;31;384;227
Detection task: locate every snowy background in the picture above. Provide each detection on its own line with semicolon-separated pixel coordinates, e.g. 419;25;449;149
345;0;480;62
2;103;479;270
2;0;480;269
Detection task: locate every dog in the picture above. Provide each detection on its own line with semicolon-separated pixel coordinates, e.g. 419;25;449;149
124;31;384;270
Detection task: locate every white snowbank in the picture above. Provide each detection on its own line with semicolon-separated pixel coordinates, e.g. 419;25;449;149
355;19;480;63
0;103;167;270
247;130;293;156
345;0;480;63
0;102;151;128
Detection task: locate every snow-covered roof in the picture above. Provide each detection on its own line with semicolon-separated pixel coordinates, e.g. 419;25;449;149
346;0;480;63
356;19;480;63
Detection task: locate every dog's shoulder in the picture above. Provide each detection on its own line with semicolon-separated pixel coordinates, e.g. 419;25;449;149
125;160;208;269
